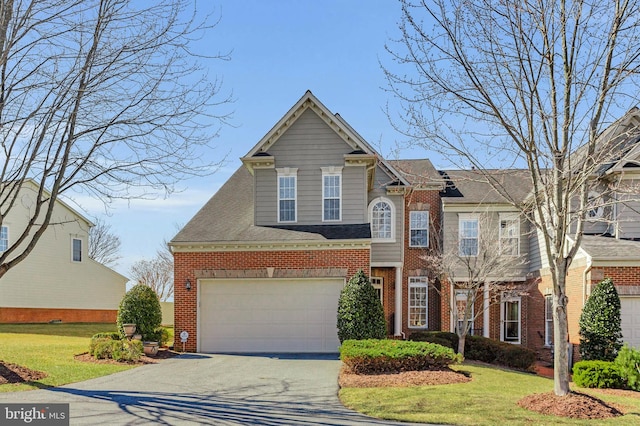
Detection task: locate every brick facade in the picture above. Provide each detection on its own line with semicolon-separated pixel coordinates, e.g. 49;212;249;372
173;247;370;351
403;188;442;337
0;307;117;323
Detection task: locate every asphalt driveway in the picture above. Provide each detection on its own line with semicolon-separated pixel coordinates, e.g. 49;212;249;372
0;353;421;425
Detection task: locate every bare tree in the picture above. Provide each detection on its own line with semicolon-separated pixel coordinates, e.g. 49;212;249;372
424;211;529;356
385;0;640;396
0;1;230;278
88;218;121;267
130;244;173;302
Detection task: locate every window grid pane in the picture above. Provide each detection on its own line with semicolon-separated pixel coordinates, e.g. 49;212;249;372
545;295;554;346
72;239;82;262
502;299;520;342
278;176;296;222
409;211;428;247
323;175;340;221
0;226;7;252
409;277;428;328
459;218;479;256
500;217;520;256
372;202;392;239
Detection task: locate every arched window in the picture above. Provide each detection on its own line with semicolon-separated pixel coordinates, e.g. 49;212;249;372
369;198;394;241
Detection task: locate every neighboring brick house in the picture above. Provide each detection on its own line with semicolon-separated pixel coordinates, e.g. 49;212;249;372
171;91;640;357
0;179;127;323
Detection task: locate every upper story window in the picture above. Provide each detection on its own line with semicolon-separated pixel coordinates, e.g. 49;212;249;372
410;211;429;247
72;237;82;262
277;168;297;223
322;167;342;222
369;197;395;242
587;191;604;219
459;214;479;256
0;226;8;252
499;213;520;256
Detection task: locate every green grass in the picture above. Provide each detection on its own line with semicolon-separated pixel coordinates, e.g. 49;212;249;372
0;323;135;392
339;363;640;425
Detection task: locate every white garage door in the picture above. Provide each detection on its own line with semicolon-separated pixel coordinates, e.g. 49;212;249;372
620;297;640;348
199;278;344;353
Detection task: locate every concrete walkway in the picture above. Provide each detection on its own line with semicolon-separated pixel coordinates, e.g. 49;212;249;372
0;353;426;425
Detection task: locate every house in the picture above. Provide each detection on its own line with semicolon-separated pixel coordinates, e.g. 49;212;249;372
0;179;127;323
171;91;640;358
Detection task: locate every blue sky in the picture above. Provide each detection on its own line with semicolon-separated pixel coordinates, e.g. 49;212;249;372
86;1;437;279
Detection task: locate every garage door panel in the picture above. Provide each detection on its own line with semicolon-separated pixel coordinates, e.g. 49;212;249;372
199;279;343;353
621;297;640;348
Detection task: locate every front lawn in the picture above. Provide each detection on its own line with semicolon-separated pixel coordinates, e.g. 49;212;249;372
339;363;640;425
0;323;135;392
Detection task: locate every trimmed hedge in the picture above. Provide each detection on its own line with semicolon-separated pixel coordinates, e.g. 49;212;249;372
410;333;536;370
340;339;461;374
572;360;625;389
337;270;386;342
409;331;459;351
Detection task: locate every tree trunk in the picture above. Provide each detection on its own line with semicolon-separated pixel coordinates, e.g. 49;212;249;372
458;332;466;357
553;272;571;396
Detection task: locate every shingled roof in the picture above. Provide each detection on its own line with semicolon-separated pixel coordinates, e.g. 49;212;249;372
439;169;533;205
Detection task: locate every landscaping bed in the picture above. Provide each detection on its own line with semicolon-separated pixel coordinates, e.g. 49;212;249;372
0;361;47;384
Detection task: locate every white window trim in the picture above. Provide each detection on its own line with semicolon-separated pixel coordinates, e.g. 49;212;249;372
499;213;520;256
409;210;429;248
322;167;342;222
587;191;604;220
544;295;553;347
277;168;298;223
0;225;8;252
371;276;383;304
500;293;521;344
368;197;395;242
458;214;479;257
71;237;83;263
408;276;429;329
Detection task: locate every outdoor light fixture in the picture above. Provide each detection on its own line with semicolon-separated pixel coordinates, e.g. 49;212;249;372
185;279;191;291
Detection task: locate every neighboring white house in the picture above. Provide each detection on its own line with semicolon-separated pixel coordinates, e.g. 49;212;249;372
0;179;127;323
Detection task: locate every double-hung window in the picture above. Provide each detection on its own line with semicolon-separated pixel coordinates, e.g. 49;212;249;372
322;167;342;221
0;226;8;252
459;215;479;256
499;213;520;256
72;238;82;262
277;168;297;223
501;293;521;343
370;198;394;241
408;277;429;328
409;211;429;247
545;295;554;347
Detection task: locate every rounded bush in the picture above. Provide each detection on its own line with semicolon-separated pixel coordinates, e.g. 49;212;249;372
409;331;459;351
615;344;640;391
337;270;386;343
572;360;625;389
579;278;623;361
117;283;163;341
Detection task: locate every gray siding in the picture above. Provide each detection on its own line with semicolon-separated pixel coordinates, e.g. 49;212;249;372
617;185;640;238
370;193;404;264
255;108;368;226
442;210;529;280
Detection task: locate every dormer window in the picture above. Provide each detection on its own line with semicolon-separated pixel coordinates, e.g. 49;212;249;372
277;168;297;223
369;197;395;242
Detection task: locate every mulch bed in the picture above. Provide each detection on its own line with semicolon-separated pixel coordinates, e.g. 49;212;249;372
0;361;47;384
338;366;471;388
517;391;624;419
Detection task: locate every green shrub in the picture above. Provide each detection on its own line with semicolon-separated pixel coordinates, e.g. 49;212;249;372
145;327;170;346
340;339;461;374
615;344;640;391
91;332;120;340
89;337;142;362
337;270;386;343
579;278;623;361
464;335;499;364
463;335;536;370
409;331;459;351
112;340;143;362
572;360;625;389
117;283;163;341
